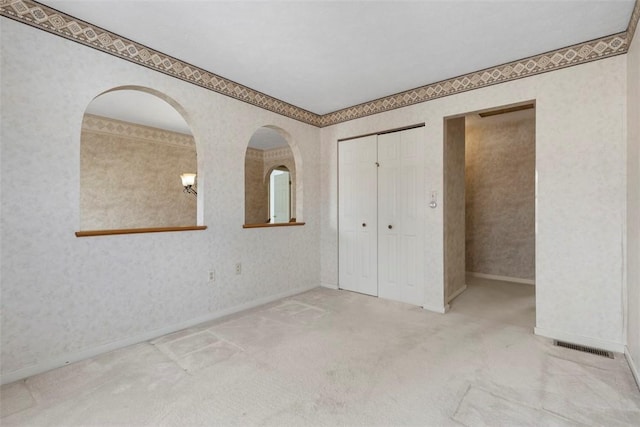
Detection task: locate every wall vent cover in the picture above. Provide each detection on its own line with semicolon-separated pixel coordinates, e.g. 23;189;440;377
554;340;614;359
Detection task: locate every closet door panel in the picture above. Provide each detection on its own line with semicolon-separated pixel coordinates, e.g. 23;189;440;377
380;233;399;288
378;127;426;305
399;161;423;304
339;135;378;296
400;127;427;305
339;140;358;292
341;228;356;284
378;147;398;286
378;131;401;301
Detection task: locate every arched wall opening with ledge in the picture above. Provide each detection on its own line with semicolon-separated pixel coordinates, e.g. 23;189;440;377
78;86;205;236
244;125;304;228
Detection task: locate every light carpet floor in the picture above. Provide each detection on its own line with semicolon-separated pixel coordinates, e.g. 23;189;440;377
1;278;639;426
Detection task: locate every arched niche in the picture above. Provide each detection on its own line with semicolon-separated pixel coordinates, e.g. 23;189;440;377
77;87;205;236
243;126;304;228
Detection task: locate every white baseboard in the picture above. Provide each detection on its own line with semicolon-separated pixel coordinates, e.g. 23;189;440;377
423;302;450;314
0;284;318;385
467;271;535;286
320;282;339;290
534;327;625;353
625;346;640;391
447;285;467;303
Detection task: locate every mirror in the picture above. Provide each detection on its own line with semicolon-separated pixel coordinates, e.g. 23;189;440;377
80;88;197;231
244;127;296;224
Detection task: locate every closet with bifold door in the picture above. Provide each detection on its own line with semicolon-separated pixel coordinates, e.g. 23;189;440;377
338;125;427;306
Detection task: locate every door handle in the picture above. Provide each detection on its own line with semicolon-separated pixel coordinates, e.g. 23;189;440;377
388;225;393;229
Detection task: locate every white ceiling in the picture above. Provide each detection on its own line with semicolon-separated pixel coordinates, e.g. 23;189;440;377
248;127;289;150
85;89;193;134
48;0;635;116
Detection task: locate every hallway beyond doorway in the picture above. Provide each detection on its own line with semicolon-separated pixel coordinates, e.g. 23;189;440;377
448;274;535;328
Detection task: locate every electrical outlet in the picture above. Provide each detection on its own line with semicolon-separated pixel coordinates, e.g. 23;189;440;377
235;263;242;275
208;270;215;282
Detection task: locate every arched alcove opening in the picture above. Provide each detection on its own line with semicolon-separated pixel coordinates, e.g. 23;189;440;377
244;126;303;227
78;87;201;234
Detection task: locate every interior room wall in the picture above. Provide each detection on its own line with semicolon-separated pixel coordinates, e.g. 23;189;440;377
0;20;321;383
81;114;197;230
321;55;627;351
2;11;635;385
464;109;536;281
443;117;467;303
244;148;268;224
627;26;640;382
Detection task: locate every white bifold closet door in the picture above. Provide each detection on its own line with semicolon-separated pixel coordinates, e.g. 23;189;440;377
377;127;426;305
338;135;378;296
338;127;426;306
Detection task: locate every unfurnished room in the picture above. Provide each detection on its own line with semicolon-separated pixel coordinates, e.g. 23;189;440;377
1;0;640;425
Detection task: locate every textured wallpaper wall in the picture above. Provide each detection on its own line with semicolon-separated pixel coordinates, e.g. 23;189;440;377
627;27;640;373
244;149;267;224
1;15;633;383
464;110;536;280
444;117;466;302
1;21;321;382
320;56;626;349
80;114;197;230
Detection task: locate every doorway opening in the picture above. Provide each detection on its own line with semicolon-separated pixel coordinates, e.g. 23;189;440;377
269;166;291;224
443;102;536;328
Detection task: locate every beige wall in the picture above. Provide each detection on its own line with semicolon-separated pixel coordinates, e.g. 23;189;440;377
80;114;197;230
627;27;640;378
444;117;467;302
1;20;321;382
244;148;268;224
321;55;627;350
1;11;636;384
244;146;296;224
464;109;536;280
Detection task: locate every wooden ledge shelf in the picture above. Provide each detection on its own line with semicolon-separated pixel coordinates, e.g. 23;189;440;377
242;222;305;229
75;225;207;237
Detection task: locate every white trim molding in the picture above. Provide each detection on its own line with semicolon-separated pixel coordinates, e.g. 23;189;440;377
0;284;318;385
423;303;450;314
534;327;625;353
447;285;468;303
321;282;339;290
467;271;535;286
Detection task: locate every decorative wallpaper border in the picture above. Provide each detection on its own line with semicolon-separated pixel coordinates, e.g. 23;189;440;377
263;146;294;161
320;32;628;126
82;114;196;149
0;0;322;127
245;148;265;161
629;0;640;46
2;0;639;128
245;146;293;161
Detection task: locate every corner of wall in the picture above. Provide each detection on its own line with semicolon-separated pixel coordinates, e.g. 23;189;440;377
626;14;640;389
626;346;640;391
